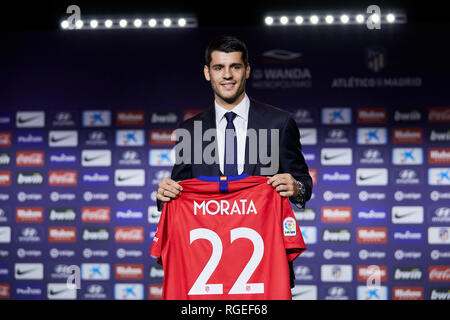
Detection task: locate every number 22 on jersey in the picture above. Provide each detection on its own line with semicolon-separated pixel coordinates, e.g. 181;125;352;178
188;227;264;296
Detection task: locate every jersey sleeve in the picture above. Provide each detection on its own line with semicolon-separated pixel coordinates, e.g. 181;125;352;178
149;202;168;265
280;196;307;261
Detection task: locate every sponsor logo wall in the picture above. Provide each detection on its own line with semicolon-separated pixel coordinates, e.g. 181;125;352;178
0;27;449;300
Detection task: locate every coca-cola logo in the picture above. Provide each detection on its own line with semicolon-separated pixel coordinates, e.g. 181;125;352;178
428;107;450;122
429;266;450;282
81;207;110;222
48;171;77;186
114;227;144;242
16;151;44;166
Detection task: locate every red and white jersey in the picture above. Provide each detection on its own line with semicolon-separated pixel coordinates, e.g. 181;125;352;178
150;174;306;300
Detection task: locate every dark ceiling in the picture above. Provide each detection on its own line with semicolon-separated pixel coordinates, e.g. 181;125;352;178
2;0;449;31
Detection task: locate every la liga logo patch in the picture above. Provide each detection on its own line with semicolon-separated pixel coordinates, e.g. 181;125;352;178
283;217;297;236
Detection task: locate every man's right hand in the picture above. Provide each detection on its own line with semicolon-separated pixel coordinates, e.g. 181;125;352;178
157;178;183;202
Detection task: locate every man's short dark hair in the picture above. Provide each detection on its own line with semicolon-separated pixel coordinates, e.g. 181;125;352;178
205;35;249;67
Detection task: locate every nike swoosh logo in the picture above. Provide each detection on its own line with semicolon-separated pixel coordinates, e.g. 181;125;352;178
323;152;347;161
358;173;383;181
117;174;141;182
17;115;42;124
394;211;418;219
49;288;70;296
293;290;312;297
301;131;314;138
83;154;106;162
16;268;39;275
50;135;73;143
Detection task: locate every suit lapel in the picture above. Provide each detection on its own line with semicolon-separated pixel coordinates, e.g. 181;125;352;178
244;99;262;176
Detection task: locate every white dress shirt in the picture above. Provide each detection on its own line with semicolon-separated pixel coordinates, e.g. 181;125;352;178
215;94;250;175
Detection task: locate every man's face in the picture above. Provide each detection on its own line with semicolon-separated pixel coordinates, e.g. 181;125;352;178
204;51;250;105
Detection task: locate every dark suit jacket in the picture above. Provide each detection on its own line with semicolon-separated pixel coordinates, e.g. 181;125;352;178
157;97;313;288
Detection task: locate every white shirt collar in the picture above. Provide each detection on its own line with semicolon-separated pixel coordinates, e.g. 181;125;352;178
215;94;250;123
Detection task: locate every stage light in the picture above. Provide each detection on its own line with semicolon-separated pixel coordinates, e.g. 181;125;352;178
75;20;84;29
340;14;349;24
386;13;396;23
105;19;113;28
148;18;157;27
90;20;98;29
295;16;304;24
370;13;380;24
119;19;127;28
265;16;274;25
355;14;365;24
61;20;69;29
163;18;172;27
262;10;405;27
134;19;143;28
178;18;186;27
310;15;319;24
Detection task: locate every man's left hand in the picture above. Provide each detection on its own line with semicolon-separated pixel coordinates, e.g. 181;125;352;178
267;173;300;198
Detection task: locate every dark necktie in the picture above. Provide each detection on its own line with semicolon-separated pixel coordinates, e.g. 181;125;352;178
223;111;238;176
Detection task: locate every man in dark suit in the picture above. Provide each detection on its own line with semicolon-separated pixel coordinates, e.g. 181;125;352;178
156;35;312;287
